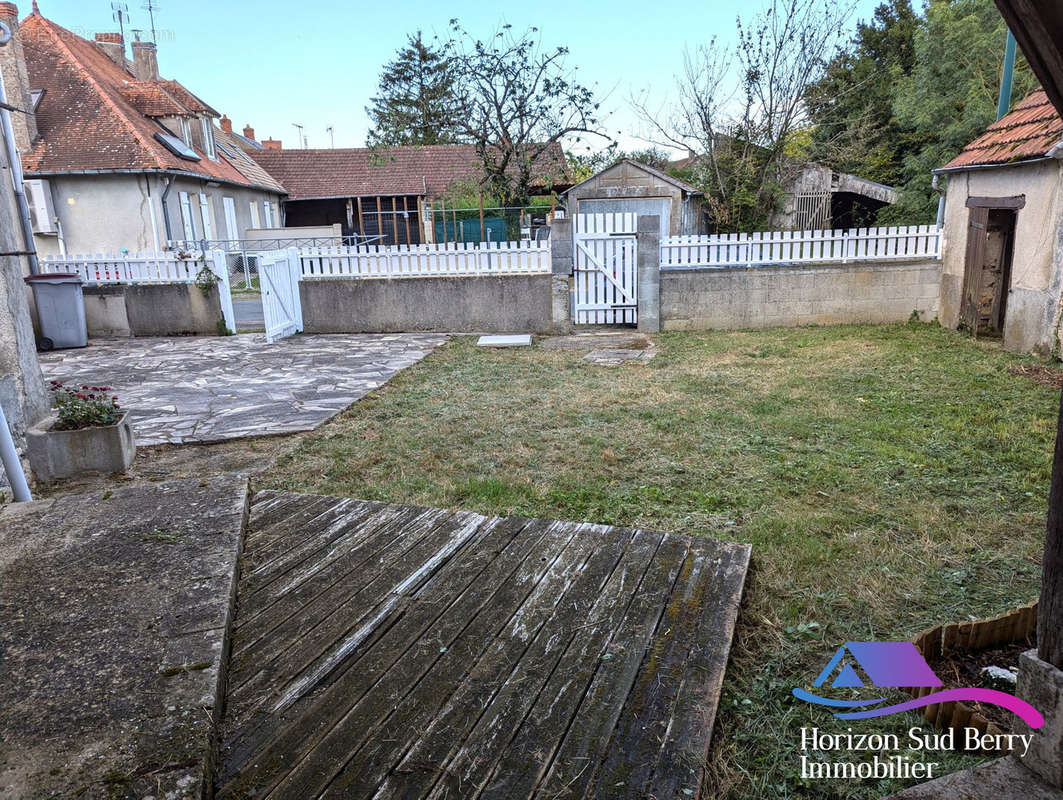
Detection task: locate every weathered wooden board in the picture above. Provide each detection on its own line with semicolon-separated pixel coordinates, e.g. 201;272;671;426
217;491;751;799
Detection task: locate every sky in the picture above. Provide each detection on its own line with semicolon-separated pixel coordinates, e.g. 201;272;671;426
33;0;886;155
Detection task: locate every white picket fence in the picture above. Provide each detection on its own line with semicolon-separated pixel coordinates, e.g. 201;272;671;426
299;240;551;279
38;251;207;283
39;250;236;334
660;225;940;270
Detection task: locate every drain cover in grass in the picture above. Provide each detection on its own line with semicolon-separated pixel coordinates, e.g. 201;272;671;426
477;335;532;347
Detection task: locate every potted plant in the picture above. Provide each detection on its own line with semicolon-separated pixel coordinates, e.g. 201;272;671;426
26;381;136;482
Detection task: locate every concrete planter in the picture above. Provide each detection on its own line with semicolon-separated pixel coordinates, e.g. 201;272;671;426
26;412;136;482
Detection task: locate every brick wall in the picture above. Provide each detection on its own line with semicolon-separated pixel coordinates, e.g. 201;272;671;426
659;258;941;330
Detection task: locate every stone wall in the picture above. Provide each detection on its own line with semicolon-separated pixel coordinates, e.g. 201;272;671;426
300;274;558;334
659;258;941;330
83;284;228;337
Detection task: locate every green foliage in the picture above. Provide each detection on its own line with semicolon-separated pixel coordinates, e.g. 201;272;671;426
806;0;1037;224
366;32;463;147
883;0;1036;222
49;380;121;430
805;0;920;188
565;145;674;183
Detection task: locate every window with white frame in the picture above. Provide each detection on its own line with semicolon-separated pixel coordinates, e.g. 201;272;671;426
200;117;217;160
263;200;273;228
222;196;238;240
178;191;197;240
199;194;214;239
179;117;193;147
249;200;260;228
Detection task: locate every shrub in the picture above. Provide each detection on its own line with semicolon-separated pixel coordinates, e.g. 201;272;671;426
49;380;121;430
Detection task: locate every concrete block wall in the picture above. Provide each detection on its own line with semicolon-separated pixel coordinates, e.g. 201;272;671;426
82;284;228;337
301;274;557;334
658;258;941;330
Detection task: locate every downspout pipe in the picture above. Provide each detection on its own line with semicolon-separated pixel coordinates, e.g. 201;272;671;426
0;21;39;275
931;173;946;229
160;174;175;246
997;30;1017;121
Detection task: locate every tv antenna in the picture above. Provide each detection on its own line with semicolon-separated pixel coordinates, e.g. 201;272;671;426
141;0;159;44
110;2;129;42
292;122;304;148
326;126;334;148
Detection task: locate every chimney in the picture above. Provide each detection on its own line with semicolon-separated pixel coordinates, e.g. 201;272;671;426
0;3;38;152
130;39;158;81
262;138;282;151
94;32;126;68
219;115;232;135
242;124;255;140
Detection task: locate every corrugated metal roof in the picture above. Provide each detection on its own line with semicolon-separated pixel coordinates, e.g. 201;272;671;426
943;88;1063;169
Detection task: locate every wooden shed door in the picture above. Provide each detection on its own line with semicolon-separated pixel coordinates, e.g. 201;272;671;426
961;207;989;335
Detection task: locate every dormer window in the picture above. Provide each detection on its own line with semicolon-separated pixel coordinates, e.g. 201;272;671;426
179;117;192;146
200;117;217;160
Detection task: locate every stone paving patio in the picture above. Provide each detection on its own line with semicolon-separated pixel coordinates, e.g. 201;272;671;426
39;334;446;446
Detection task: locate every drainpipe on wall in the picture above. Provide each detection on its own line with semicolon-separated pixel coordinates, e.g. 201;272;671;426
160;174;175;246
0;21;38;275
932;173;946;229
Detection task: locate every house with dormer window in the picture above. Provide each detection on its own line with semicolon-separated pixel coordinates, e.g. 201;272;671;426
0;3;286;257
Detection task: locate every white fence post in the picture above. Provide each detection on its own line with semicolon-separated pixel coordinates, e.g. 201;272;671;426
212;250;236;334
287;247;304;332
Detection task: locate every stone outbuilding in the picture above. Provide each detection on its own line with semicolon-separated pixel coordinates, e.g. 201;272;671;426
936;89;1063;356
561;159;706;239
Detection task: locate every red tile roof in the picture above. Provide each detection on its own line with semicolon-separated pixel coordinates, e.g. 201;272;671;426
250;143;570;200
18;11;281;192
943;89;1063;169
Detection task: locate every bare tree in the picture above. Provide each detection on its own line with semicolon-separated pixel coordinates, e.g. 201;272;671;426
633;0;847;230
447;21;607;206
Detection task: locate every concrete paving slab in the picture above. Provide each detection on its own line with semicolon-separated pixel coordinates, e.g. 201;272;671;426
477;334;533;347
38;333;446;446
584;347;658;365
884;758;1063;800
0;475;248;799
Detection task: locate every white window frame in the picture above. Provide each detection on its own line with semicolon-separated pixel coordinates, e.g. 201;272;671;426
249;200;260;229
222;196;238;240
199;194;214;240
179;117;193;147
179;190;197;240
263;199;273;228
200;117;217;160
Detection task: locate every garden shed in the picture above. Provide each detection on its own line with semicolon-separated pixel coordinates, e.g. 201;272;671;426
562;159;706;238
935;88;1063;356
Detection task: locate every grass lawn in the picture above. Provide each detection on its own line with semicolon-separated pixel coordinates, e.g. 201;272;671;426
261;322;1058;799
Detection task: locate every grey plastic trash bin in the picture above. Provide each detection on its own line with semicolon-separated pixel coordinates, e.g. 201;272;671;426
25;273;88;350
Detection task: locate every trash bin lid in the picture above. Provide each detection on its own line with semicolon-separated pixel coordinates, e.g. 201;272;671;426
24;273;83;284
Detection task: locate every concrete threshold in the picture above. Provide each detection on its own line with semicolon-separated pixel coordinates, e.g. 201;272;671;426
884;758;1063;800
0;474;249;799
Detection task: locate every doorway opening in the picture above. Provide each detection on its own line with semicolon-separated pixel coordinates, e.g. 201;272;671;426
962;196;1023;338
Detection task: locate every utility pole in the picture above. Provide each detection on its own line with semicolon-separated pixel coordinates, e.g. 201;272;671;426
997;29;1017;120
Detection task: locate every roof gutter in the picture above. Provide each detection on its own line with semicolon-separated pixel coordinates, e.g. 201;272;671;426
22;168;285;195
933;156;1056;174
0;22;39;275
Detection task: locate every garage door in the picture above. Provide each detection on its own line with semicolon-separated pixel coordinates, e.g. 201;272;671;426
578;197;670;239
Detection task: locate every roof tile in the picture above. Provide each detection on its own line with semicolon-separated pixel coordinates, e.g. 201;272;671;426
944;89;1063;169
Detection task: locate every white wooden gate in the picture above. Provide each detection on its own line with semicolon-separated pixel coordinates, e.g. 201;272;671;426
260;249;303;343
573;213;638;325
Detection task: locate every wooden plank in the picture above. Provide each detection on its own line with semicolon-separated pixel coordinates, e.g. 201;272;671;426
1041;388;1063;668
378;526;661;800
219;517;583;798
299;522;610;799
531;535;692;799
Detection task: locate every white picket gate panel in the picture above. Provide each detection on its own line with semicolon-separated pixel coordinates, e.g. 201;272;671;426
573;213;639;325
259;249;303;344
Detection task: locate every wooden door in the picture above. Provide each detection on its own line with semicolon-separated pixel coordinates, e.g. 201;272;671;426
961;207;989;335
